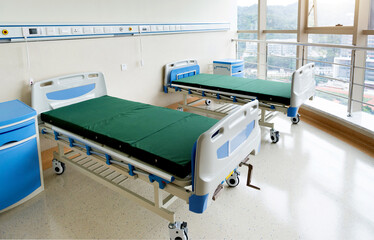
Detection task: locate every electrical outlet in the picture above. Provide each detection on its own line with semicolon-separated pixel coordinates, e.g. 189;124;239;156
121;64;127;71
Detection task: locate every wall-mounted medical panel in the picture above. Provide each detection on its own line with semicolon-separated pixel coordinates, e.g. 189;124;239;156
0;23;230;43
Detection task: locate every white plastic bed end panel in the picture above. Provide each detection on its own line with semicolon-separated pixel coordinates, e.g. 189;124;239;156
164;59;198;87
31;72;107;116
290;63;315;108
194;100;261;199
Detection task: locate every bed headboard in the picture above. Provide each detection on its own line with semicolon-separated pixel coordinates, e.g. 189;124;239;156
32;72;107;116
163;59;200;92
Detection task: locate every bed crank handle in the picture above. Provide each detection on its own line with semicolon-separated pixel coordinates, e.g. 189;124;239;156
239;158;260;191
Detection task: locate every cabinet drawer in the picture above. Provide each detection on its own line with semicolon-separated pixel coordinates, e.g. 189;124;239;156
231;64;244;74
0;119;36;147
0;137;41;211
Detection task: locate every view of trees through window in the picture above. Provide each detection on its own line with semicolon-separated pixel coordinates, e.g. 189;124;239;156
266;1;297;30
237;2;298;81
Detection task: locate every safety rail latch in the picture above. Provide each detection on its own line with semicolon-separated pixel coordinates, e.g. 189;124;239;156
149;174;174;189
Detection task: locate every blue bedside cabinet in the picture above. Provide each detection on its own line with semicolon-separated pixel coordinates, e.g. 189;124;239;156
213;59;244;77
0;100;44;212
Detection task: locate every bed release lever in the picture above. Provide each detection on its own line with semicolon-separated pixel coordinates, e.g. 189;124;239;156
240;158;260;191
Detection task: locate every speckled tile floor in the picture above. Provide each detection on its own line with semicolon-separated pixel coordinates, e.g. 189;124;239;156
1;114;373;239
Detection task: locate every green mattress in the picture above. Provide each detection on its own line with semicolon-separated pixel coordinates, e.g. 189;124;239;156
41;95;218;178
172;73;292;105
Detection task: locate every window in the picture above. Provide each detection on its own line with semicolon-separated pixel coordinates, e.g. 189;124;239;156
266;34;297;82
237;0;258;30
308;34;353;45
308;0;355;27
267;0;298;30
363;36;374;115
237;33;258;78
236;0;374;131
369;0;374;29
364;57;374;115
307;35;353;108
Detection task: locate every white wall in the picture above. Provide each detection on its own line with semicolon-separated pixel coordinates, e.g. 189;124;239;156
0;0;237;150
0;0;237;25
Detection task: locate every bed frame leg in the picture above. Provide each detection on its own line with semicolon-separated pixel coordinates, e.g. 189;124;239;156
153;182;162;208
183;95;188;106
57;143;64;157
260;108;266;125
169;221;188;240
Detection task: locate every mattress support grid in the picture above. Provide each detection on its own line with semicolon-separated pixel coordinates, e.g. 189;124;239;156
83;161;98;168
64;151;80;159
178;103;228;118
42;124;193;223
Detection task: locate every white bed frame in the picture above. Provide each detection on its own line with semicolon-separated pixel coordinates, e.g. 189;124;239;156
163;59;315;143
32;72;261;239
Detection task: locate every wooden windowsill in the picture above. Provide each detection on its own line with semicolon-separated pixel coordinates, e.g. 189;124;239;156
299;106;374;158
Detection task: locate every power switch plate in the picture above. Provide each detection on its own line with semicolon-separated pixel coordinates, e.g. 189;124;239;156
121;64;127;71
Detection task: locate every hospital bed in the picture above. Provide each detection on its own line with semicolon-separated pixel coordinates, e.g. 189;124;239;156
31;72;261;239
163;60;315;143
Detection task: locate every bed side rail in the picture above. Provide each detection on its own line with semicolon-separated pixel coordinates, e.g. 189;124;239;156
190;100;261;213
290;63;315;109
31;72;107;116
163;59;199;92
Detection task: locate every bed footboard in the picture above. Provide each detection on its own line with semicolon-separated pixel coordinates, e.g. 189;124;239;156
190;100;261;213
288;63;315;116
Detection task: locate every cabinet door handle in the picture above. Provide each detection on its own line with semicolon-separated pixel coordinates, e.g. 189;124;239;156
0;140;17;147
0;135;36;151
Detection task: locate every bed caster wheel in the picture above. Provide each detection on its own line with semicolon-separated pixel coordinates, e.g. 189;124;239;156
270;129;280;143
169;221;188;240
291;114;300;124
205;99;212;106
52;159;65;175
226;171;240;187
176;107;184;112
